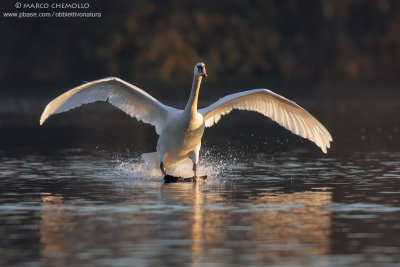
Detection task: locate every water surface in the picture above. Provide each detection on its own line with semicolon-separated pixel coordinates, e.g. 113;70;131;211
1;149;400;266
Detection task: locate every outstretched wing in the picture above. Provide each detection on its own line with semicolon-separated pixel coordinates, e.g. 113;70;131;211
199;89;332;153
40;77;176;134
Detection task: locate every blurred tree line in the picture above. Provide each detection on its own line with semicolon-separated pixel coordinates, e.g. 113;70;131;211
0;0;399;86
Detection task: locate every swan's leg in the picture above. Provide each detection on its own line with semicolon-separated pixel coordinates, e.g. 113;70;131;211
189;151;199;178
193;163;197;177
160;162;167;176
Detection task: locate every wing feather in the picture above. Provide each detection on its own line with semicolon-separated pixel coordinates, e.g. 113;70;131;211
40;77;176;134
199;89;332;153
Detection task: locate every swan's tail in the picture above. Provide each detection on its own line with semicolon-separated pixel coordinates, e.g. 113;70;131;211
141;152;160;169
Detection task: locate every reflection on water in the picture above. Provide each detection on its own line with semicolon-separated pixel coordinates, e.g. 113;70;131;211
37;184;331;266
0;150;400;266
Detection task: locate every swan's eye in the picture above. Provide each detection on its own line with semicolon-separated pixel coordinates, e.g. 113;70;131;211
197;66;202;71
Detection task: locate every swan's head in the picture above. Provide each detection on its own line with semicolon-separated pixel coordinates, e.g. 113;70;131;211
194;62;207;78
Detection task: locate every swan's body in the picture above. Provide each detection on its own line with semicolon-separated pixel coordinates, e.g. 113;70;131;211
40;62;332;176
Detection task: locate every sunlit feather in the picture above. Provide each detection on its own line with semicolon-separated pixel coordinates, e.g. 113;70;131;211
199;89;332;153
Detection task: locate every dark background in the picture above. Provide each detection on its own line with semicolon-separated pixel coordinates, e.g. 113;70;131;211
0;0;399;155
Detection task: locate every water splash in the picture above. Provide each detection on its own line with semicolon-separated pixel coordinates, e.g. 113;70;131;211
112;149;227;182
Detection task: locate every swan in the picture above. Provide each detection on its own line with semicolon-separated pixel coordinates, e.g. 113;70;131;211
40;62;332;177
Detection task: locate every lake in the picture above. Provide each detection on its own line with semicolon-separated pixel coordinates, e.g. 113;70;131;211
0;94;399;266
1;148;400;266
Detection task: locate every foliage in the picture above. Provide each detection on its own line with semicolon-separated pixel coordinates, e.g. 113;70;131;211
0;0;399;84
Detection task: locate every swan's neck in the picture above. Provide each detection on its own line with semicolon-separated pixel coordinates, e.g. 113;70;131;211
184;75;202;115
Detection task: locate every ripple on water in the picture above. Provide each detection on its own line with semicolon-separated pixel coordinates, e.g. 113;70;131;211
326;203;400;213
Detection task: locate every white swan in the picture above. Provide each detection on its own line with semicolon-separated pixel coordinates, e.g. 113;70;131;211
40;62;332;177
